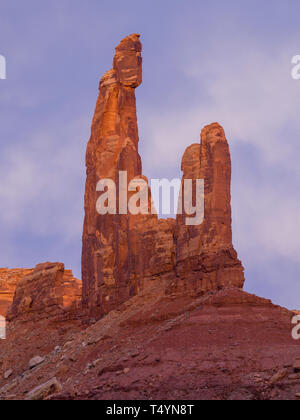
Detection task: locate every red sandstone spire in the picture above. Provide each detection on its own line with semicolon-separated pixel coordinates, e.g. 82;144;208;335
174;123;245;294
82;35;244;319
82;34;146;317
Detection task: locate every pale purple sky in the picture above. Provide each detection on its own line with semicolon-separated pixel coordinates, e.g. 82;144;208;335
0;0;300;309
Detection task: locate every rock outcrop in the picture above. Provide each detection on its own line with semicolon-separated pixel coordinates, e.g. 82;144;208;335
82;34;143;317
82;34;244;319
7;263;82;322
173;123;245;294
0;33;298;402
82;34;171;317
0;269;33;317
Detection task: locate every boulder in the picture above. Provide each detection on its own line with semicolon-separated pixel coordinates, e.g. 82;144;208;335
29;356;45;369
3;369;13;379
25;378;62;400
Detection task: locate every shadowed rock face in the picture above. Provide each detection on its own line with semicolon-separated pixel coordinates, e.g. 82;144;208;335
82;34;244;319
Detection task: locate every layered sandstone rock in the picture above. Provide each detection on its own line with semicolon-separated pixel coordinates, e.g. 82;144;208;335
0;268;33;317
172;123;245;294
82;34;244;319
1;284;298;401
7;263;82;322
82;34;170;317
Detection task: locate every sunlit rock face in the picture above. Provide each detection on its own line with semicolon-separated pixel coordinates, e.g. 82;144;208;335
173;123;245;295
6;263;82;322
82;34;244;319
0;268;33;317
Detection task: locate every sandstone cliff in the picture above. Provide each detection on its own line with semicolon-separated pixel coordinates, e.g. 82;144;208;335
6;263;82;322
0;269;33;317
82;34;244;318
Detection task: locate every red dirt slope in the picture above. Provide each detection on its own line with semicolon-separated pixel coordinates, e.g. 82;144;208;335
0;286;299;400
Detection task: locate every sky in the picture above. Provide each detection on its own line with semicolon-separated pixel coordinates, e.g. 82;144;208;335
0;0;300;309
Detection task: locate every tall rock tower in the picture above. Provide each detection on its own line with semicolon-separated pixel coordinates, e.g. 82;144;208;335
82;34;143;316
82;34;170;317
82;34;245;319
174;123;245;293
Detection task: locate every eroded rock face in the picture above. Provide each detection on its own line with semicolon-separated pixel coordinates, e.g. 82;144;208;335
173;123;245;294
82;34;169;317
7;263;82;322
0;268;33;317
82;34;244;318
1;287;298;401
